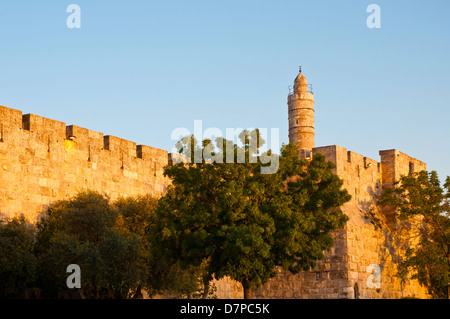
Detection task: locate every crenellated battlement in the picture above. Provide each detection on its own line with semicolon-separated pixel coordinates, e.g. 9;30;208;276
0;105;170;222
0;105;168;163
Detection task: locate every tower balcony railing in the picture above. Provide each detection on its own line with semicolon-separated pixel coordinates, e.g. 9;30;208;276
288;84;314;96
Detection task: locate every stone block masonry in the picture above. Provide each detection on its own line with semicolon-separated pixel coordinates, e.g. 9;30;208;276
0;105;170;222
252;145;429;299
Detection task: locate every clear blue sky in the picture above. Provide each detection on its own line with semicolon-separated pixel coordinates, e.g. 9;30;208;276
0;1;449;180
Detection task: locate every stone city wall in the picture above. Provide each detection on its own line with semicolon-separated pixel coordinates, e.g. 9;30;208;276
252;146;429;299
0;105;430;298
0;105;170;222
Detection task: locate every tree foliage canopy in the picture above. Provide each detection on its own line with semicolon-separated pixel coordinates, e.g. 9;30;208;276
1;129;354;299
35;191;142;298
149;131;351;298
380;171;450;299
0;215;38;298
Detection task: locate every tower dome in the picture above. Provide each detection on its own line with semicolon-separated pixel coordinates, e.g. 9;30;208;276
293;73;308;94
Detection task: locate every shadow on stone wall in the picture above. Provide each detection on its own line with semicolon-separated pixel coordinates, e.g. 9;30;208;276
357;185;423;298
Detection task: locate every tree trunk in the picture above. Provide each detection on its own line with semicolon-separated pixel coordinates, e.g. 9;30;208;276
447;259;450;299
133;285;143;299
202;284;209;299
202;274;211;299
447;252;450;299
242;279;252;299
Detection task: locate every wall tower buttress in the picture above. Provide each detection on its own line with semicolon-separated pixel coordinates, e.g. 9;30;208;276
288;71;315;157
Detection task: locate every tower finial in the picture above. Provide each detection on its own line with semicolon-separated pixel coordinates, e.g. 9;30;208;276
299;66;302;73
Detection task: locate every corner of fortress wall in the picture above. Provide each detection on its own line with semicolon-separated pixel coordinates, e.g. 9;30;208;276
0;105;171;222
251;145;430;299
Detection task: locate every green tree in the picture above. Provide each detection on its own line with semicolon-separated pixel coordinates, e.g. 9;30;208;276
36;190;142;298
0;215;38;298
379;171;450;299
113;194;156;298
113;194;204;298
149;131;350;299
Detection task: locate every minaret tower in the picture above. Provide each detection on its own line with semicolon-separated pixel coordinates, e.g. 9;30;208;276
288;68;315;158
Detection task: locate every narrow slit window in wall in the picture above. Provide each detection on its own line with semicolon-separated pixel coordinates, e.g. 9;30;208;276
409;162;414;176
354;282;359;299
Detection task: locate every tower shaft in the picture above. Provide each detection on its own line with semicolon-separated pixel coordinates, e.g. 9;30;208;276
288;72;315;155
